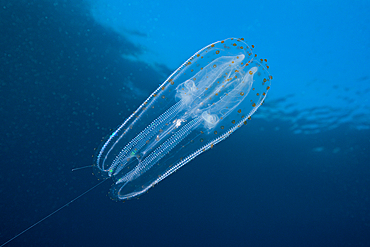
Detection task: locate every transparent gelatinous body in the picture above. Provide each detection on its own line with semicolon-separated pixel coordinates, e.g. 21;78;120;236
94;38;272;200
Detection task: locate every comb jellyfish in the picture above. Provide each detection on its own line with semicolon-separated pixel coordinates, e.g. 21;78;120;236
94;38;272;200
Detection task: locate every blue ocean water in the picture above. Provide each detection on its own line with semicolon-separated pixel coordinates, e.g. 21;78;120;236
0;0;369;246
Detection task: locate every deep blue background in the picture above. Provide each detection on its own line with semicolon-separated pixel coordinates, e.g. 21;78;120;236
0;1;369;246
